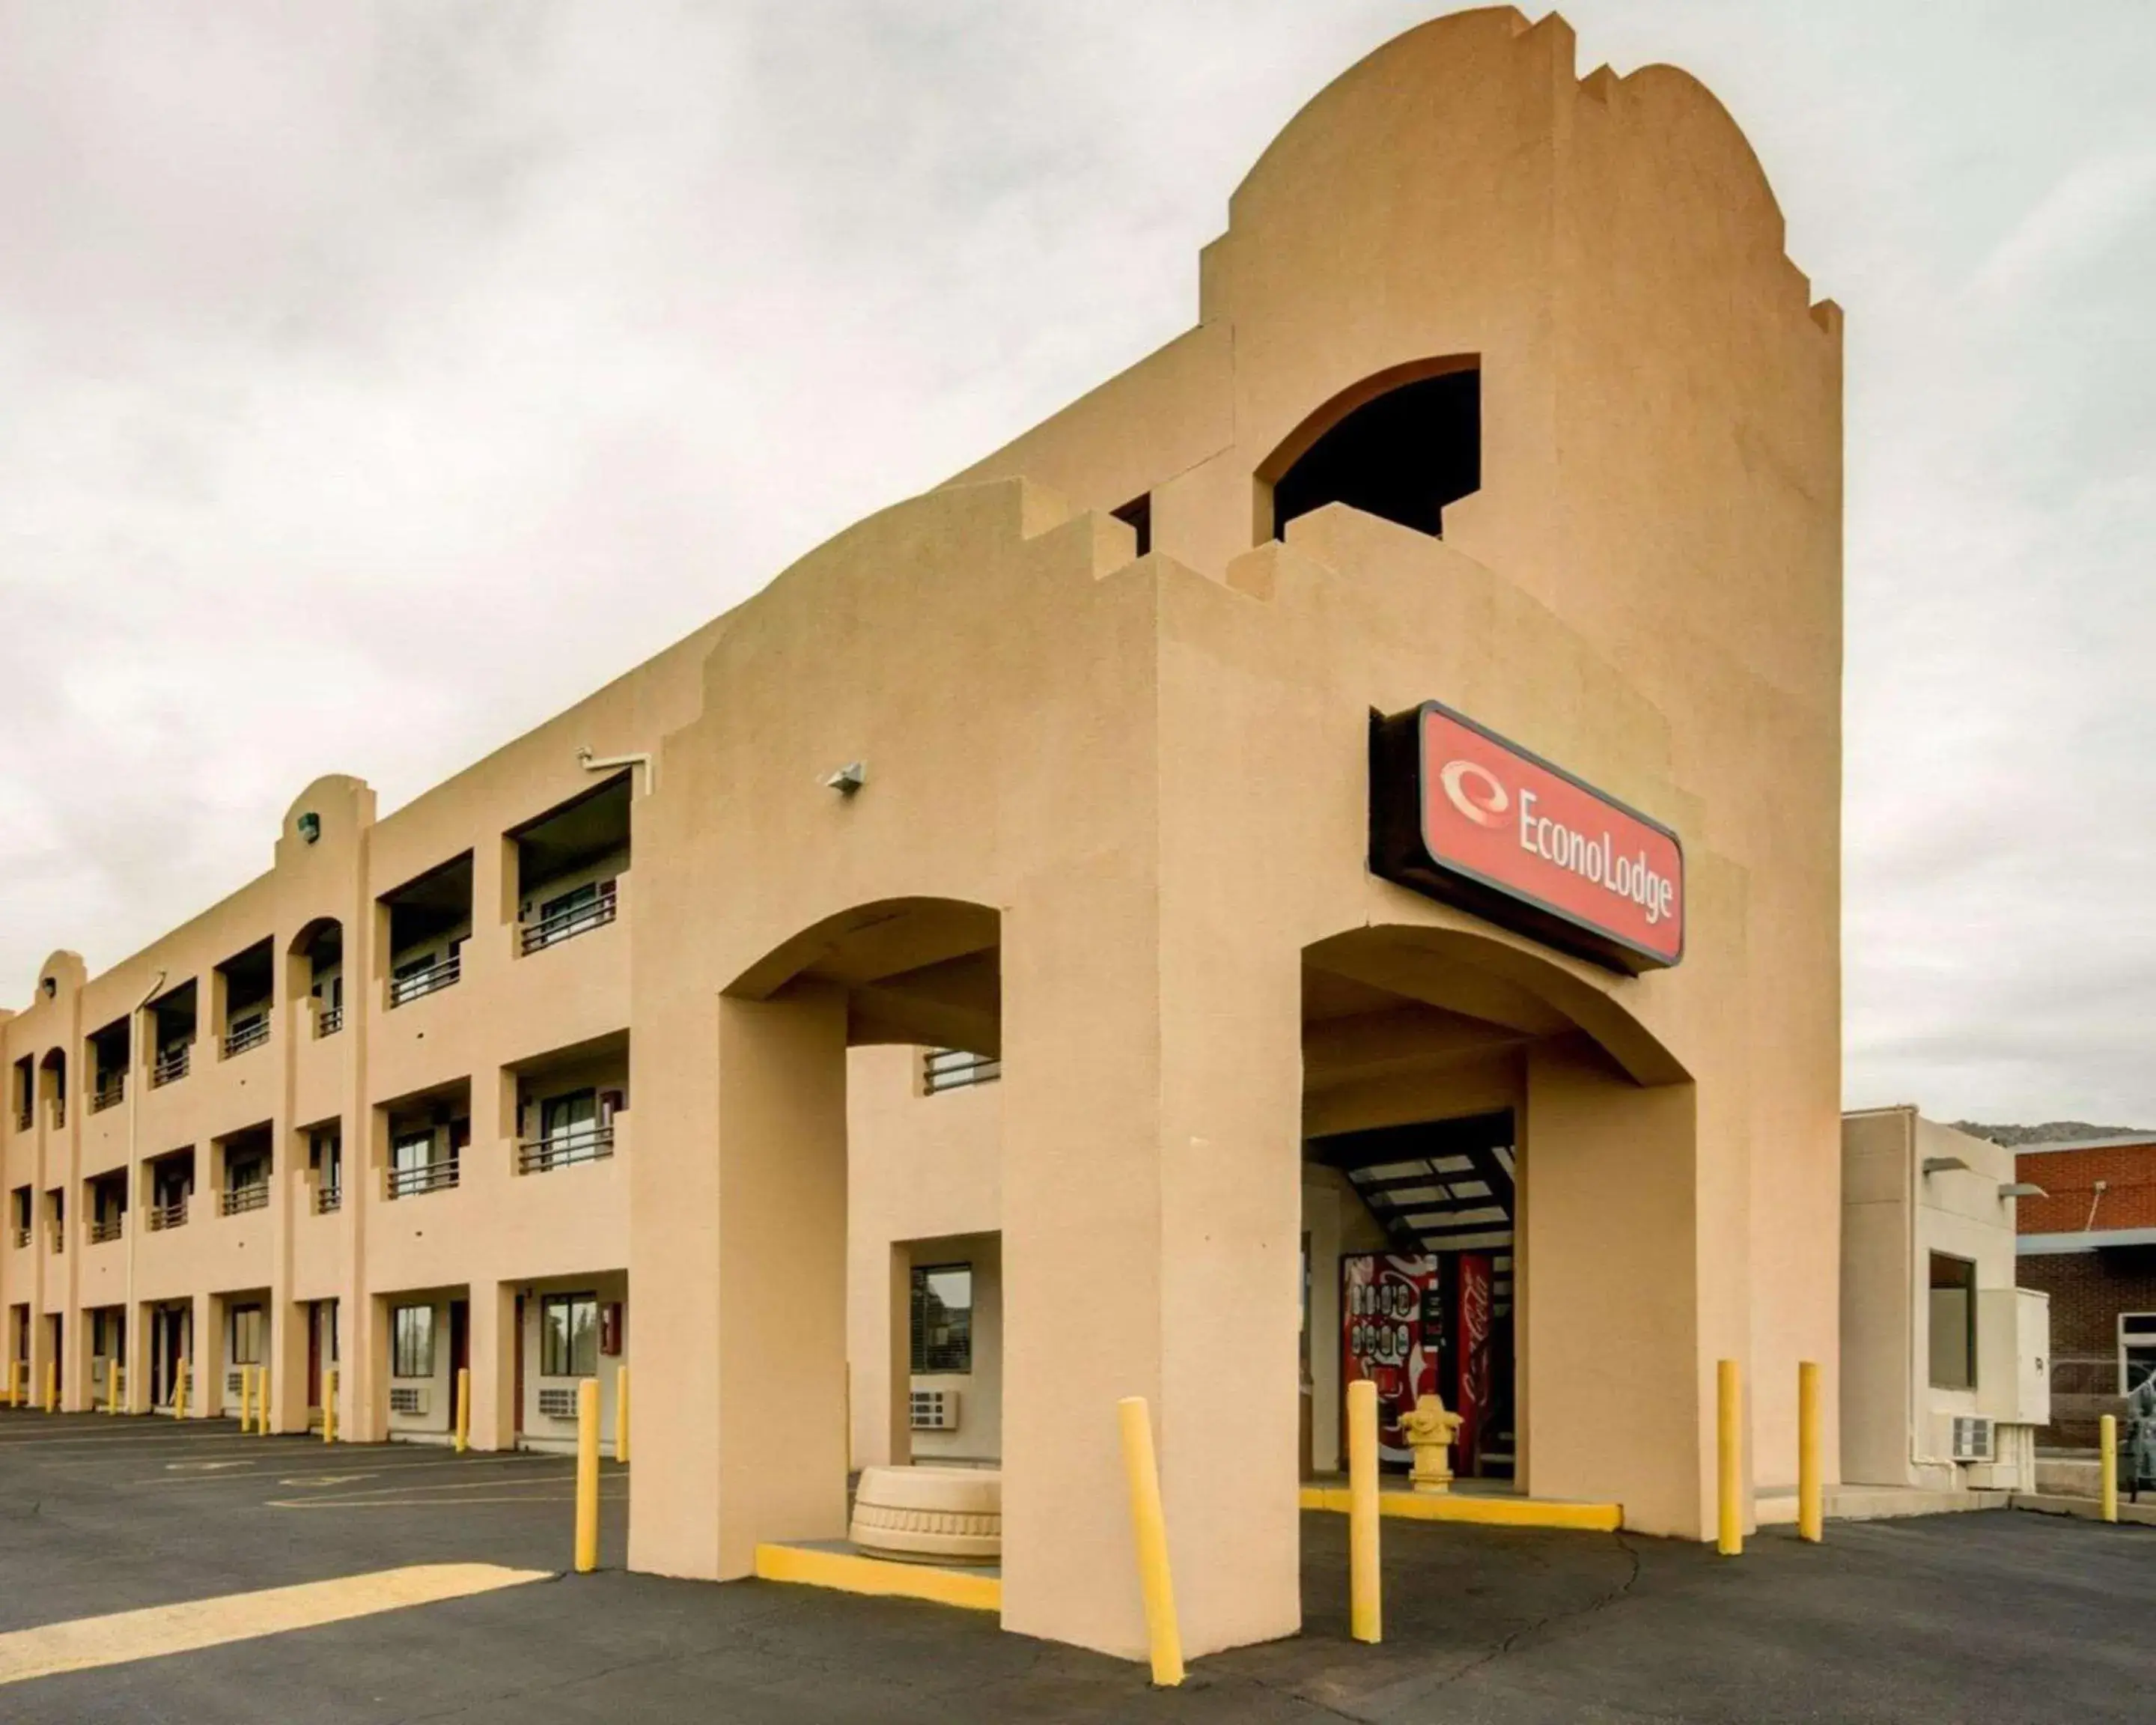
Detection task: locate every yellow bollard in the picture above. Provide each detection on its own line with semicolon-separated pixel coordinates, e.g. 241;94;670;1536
110;1363;124;1417
323;1366;338;1445
1717;1359;1743;1556
44;1359;57;1414
2100;1414;2119;1524
1347;1378;1383;1643
574;1376;600;1574
239;1364;255;1434
615;1365;630;1464
1115;1396;1186;1685
259;1366;272;1435
1797;1360;1824;1543
455;1366;471;1455
176;1360;190;1422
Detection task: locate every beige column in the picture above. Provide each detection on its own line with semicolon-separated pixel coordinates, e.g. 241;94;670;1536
708;983;851;1576
191;1291;222;1419
270;1297;308;1433
884;1242;912;1472
1520;1042;1703;1534
998;866;1305;1661
469;1279;517;1451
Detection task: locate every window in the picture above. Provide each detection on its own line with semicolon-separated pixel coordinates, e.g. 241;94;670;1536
910;1264;973;1375
1927;1253;1977;1391
2122;1314;2156;1396
392;1305;435;1379
542;1089;597;1145
540;1293;599;1378
392;1129;436;1173
230;1306;265;1366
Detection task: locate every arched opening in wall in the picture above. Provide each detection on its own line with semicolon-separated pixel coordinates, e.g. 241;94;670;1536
288;918;345;1038
1264;359;1480;543
1298;922;1687;1515
720;896;1003;1570
38;1047;67;1129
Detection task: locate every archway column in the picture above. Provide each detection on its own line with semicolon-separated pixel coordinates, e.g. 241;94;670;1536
999;865;1304;1661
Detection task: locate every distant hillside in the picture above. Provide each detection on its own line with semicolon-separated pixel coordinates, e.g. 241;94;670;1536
1952;1121;2153;1148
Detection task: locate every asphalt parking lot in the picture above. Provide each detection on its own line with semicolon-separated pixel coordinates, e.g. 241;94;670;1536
2;1408;2151;1723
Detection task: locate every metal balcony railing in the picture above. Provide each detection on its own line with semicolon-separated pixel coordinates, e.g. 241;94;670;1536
517;1124;615;1174
49;1227;64;1255
10;1227;28;1250
12;1108;28;1133
91;1072;126;1113
389;952;460;1008
222;1016;270;1058
316;1004;344;1038
314;1183;343;1215
923;1047;1002;1093
220;1181;270;1217
152;1044;190;1087
520;880;619;956
147;1196;189;1232
88;1216;124;1244
386;1156;459;1199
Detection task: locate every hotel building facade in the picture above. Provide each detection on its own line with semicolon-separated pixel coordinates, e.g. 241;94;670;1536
1;7;1842;1662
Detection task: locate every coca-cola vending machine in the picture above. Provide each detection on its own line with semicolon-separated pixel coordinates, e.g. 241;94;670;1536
1341;1253;1439;1465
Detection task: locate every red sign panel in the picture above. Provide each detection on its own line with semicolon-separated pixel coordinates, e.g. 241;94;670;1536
1369;701;1684;973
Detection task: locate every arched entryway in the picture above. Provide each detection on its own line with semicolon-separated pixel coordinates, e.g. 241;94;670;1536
1300;921;1700;1530
700;897;1002;1573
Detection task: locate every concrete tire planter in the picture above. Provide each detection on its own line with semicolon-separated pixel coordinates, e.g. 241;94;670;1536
850;1466;1002;1564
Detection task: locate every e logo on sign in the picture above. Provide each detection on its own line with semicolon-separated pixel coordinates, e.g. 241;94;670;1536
1437;758;1509;828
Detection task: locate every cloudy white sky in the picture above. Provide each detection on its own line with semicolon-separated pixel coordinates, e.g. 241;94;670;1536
2;3;2151;1124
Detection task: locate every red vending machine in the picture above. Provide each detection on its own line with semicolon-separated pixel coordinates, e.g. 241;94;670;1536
1341;1253;1439;1465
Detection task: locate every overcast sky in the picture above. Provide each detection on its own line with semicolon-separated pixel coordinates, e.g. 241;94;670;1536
2;3;2151;1124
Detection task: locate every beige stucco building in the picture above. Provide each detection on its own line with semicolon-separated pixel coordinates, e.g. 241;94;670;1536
2;7;1842;1663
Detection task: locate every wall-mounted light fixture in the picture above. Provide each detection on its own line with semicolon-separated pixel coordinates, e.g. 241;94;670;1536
823;761;867;795
297;812;321;844
1920;1156;1970;1176
1997;1181;2047;1200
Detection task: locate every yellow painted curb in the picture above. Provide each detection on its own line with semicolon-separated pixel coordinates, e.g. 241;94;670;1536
752;1543;1001;1613
1300;1485;1622;1533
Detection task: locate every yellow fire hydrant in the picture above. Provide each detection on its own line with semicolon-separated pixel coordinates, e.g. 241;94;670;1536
1404;1396;1465;1494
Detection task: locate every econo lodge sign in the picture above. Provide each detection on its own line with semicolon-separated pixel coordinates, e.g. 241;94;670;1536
1368;701;1684;973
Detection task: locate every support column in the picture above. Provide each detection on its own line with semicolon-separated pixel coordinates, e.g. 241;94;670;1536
469;1278;517;1451
127;1300;152;1414
708;983;850;1577
271;1298;308;1433
191;1292;222;1419
885;1242;912;1471
999;867;1304;1661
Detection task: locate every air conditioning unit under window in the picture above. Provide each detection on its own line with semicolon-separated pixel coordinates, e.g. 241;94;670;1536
389;1385;429;1417
226;1370;244;1396
1950;1416;1994;1462
537;1387;579;1421
910;1389;960;1432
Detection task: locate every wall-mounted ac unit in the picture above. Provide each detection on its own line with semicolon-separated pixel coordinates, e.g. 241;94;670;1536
537;1387;579;1421
1949;1416;1994;1462
910;1388;960;1432
389;1385;429;1417
226;1370;244;1396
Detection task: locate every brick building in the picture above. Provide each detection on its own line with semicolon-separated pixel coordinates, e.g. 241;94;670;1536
2014;1134;2156;1448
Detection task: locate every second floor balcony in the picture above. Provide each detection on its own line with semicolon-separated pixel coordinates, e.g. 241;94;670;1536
517;1122;616;1175
389;951;461;1008
90;1071;126;1113
386;1154;460;1199
146;1196;189;1232
520;879;620;956
222;1014;270;1059
87;1215;124;1245
151;1043;190;1088
219;1181;270;1217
